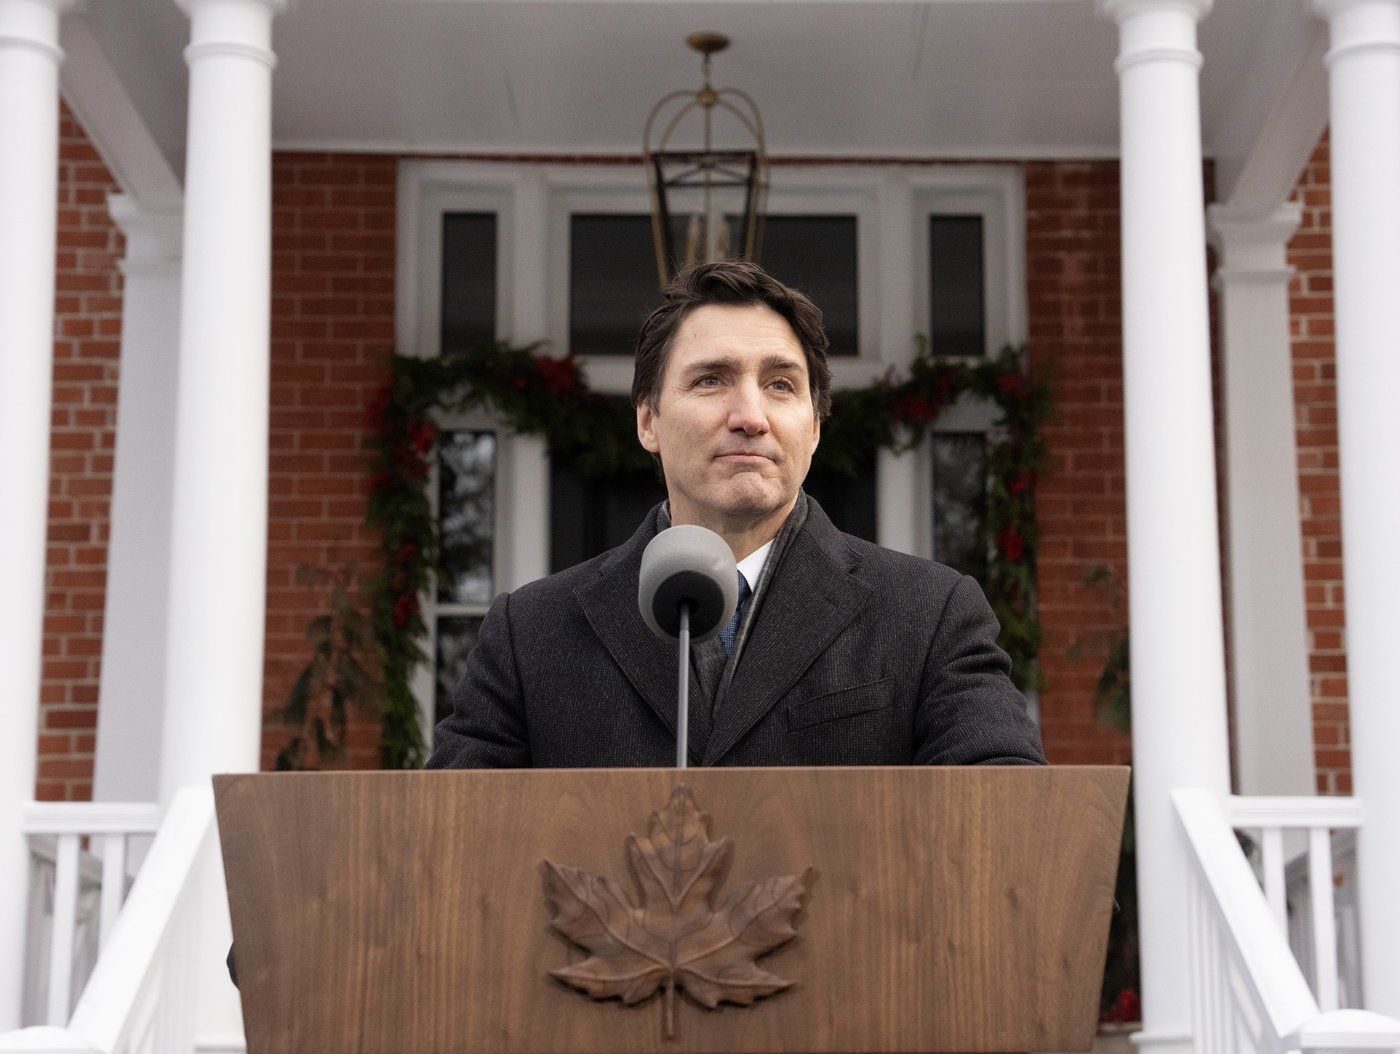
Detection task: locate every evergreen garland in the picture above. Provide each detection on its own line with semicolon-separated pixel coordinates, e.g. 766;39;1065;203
364;342;1051;769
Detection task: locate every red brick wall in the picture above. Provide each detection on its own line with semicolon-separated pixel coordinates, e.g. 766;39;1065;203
1288;135;1352;795
39;138;1341;789
36;106;124;801
1024;161;1132;766
262;153;397;771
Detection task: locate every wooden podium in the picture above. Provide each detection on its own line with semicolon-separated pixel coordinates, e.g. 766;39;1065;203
215;766;1127;1053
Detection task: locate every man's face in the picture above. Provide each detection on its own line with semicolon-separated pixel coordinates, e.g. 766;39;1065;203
636;302;820;531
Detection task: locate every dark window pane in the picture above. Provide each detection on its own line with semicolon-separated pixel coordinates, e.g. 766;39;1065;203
438;431;495;604
929;215;985;357
434;615;484;728
931;433;987;578
803;457;877;542
441;213;497;355
550;461;666;571
761;216;859;357
570;215;663;356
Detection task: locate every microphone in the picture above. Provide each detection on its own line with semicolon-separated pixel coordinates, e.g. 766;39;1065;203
638;525;738;768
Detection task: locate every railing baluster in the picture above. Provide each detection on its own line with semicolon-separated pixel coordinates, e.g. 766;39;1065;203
99;832;127;948
47;832;81;1025
1204;902;1219;1054
1261;825;1287;934
1190;872;1203;1049
1308;826;1340;1012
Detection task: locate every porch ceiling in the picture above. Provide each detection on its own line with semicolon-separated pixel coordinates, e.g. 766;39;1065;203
81;0;1317;187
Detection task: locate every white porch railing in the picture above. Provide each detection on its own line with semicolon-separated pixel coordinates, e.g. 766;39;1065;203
0;787;216;1054
1176;789;1400;1053
6;783;1397;1053
22;803;159;1027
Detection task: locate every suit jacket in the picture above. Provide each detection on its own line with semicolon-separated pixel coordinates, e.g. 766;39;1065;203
427;498;1046;769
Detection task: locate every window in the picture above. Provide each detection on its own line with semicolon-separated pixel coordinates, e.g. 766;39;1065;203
928;215;985;357
930;433;988;578
550;461;666;572
432;430;497;726
440;213;497;355
564;212;861;359
402;162;1027;734
761;215;859;357
568;214;661;357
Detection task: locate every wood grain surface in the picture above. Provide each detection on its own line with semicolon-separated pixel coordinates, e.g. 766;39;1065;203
215;766;1128;1054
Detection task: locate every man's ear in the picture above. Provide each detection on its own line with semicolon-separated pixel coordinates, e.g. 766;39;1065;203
636;402;661;454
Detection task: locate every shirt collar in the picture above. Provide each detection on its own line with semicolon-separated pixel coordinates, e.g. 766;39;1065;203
735;541;773;593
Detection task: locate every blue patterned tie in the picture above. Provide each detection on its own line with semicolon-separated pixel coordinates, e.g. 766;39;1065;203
719;573;752;657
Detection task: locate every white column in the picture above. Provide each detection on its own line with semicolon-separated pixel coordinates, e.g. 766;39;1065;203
873;173;921;558
160;0;285;803
505;171;551;589
1314;0;1400;1016
1099;2;1232;1051
0;0;69;1031
1208;203;1316;799
93;197;182;804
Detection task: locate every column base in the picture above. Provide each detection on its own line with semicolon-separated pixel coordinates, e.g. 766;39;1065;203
1129;1028;1193;1054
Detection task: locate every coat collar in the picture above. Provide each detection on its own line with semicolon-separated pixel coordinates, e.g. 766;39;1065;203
573;505;711;762
702;499;871;764
572;498;872;767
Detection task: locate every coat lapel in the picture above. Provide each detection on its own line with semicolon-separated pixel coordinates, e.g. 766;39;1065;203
573;509;710;764
702;502;872;765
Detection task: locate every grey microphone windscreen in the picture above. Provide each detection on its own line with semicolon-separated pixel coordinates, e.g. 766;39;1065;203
638;525;739;642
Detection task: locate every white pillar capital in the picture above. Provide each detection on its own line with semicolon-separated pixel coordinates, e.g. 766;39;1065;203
0;0;73;62
1098;0;1212;23
107;194;182;276
1098;0;1212;72
1314;0;1400;51
1208;202;1302;283
178;0;287;74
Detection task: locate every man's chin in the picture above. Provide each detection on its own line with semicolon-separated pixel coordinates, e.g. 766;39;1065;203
712;482;795;521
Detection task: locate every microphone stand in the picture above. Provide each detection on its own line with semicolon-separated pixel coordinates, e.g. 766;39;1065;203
675;602;690;770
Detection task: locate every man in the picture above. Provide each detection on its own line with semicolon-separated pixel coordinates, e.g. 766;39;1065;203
428;260;1045;769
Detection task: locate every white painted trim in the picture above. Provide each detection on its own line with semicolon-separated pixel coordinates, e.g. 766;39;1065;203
1217;28;1328;210
277;139;1126;161
1285;1009;1400;1049
21;803;161;836
910;165;1028;352
57;16;182;207
1226;795;1364;829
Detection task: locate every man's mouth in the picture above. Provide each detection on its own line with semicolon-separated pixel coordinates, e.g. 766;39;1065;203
715;451;774;463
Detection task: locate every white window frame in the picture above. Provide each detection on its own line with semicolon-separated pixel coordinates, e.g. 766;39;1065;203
397;160;1027;741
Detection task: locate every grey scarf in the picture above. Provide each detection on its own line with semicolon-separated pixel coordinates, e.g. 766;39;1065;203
657;492;810;715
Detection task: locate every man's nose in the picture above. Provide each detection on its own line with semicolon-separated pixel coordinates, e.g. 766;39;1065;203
727;380;769;435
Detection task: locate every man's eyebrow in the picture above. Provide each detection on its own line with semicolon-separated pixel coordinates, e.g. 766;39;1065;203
675;354;806;378
761;355;805;373
678;356;742;377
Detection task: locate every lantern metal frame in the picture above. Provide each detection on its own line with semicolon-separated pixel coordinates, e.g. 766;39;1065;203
643;33;769;288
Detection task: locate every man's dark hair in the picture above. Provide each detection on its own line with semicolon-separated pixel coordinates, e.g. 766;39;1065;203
631;260;834;421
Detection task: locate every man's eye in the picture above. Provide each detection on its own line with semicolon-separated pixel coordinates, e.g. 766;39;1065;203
769;378;796;393
694;375;721;387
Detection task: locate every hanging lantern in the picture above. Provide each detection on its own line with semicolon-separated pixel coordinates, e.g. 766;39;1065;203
644;32;769;288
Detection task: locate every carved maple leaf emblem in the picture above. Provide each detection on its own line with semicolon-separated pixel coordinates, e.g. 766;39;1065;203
542;786;812;1039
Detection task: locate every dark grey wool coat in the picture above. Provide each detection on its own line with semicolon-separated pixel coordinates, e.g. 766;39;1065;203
426;498;1046;769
